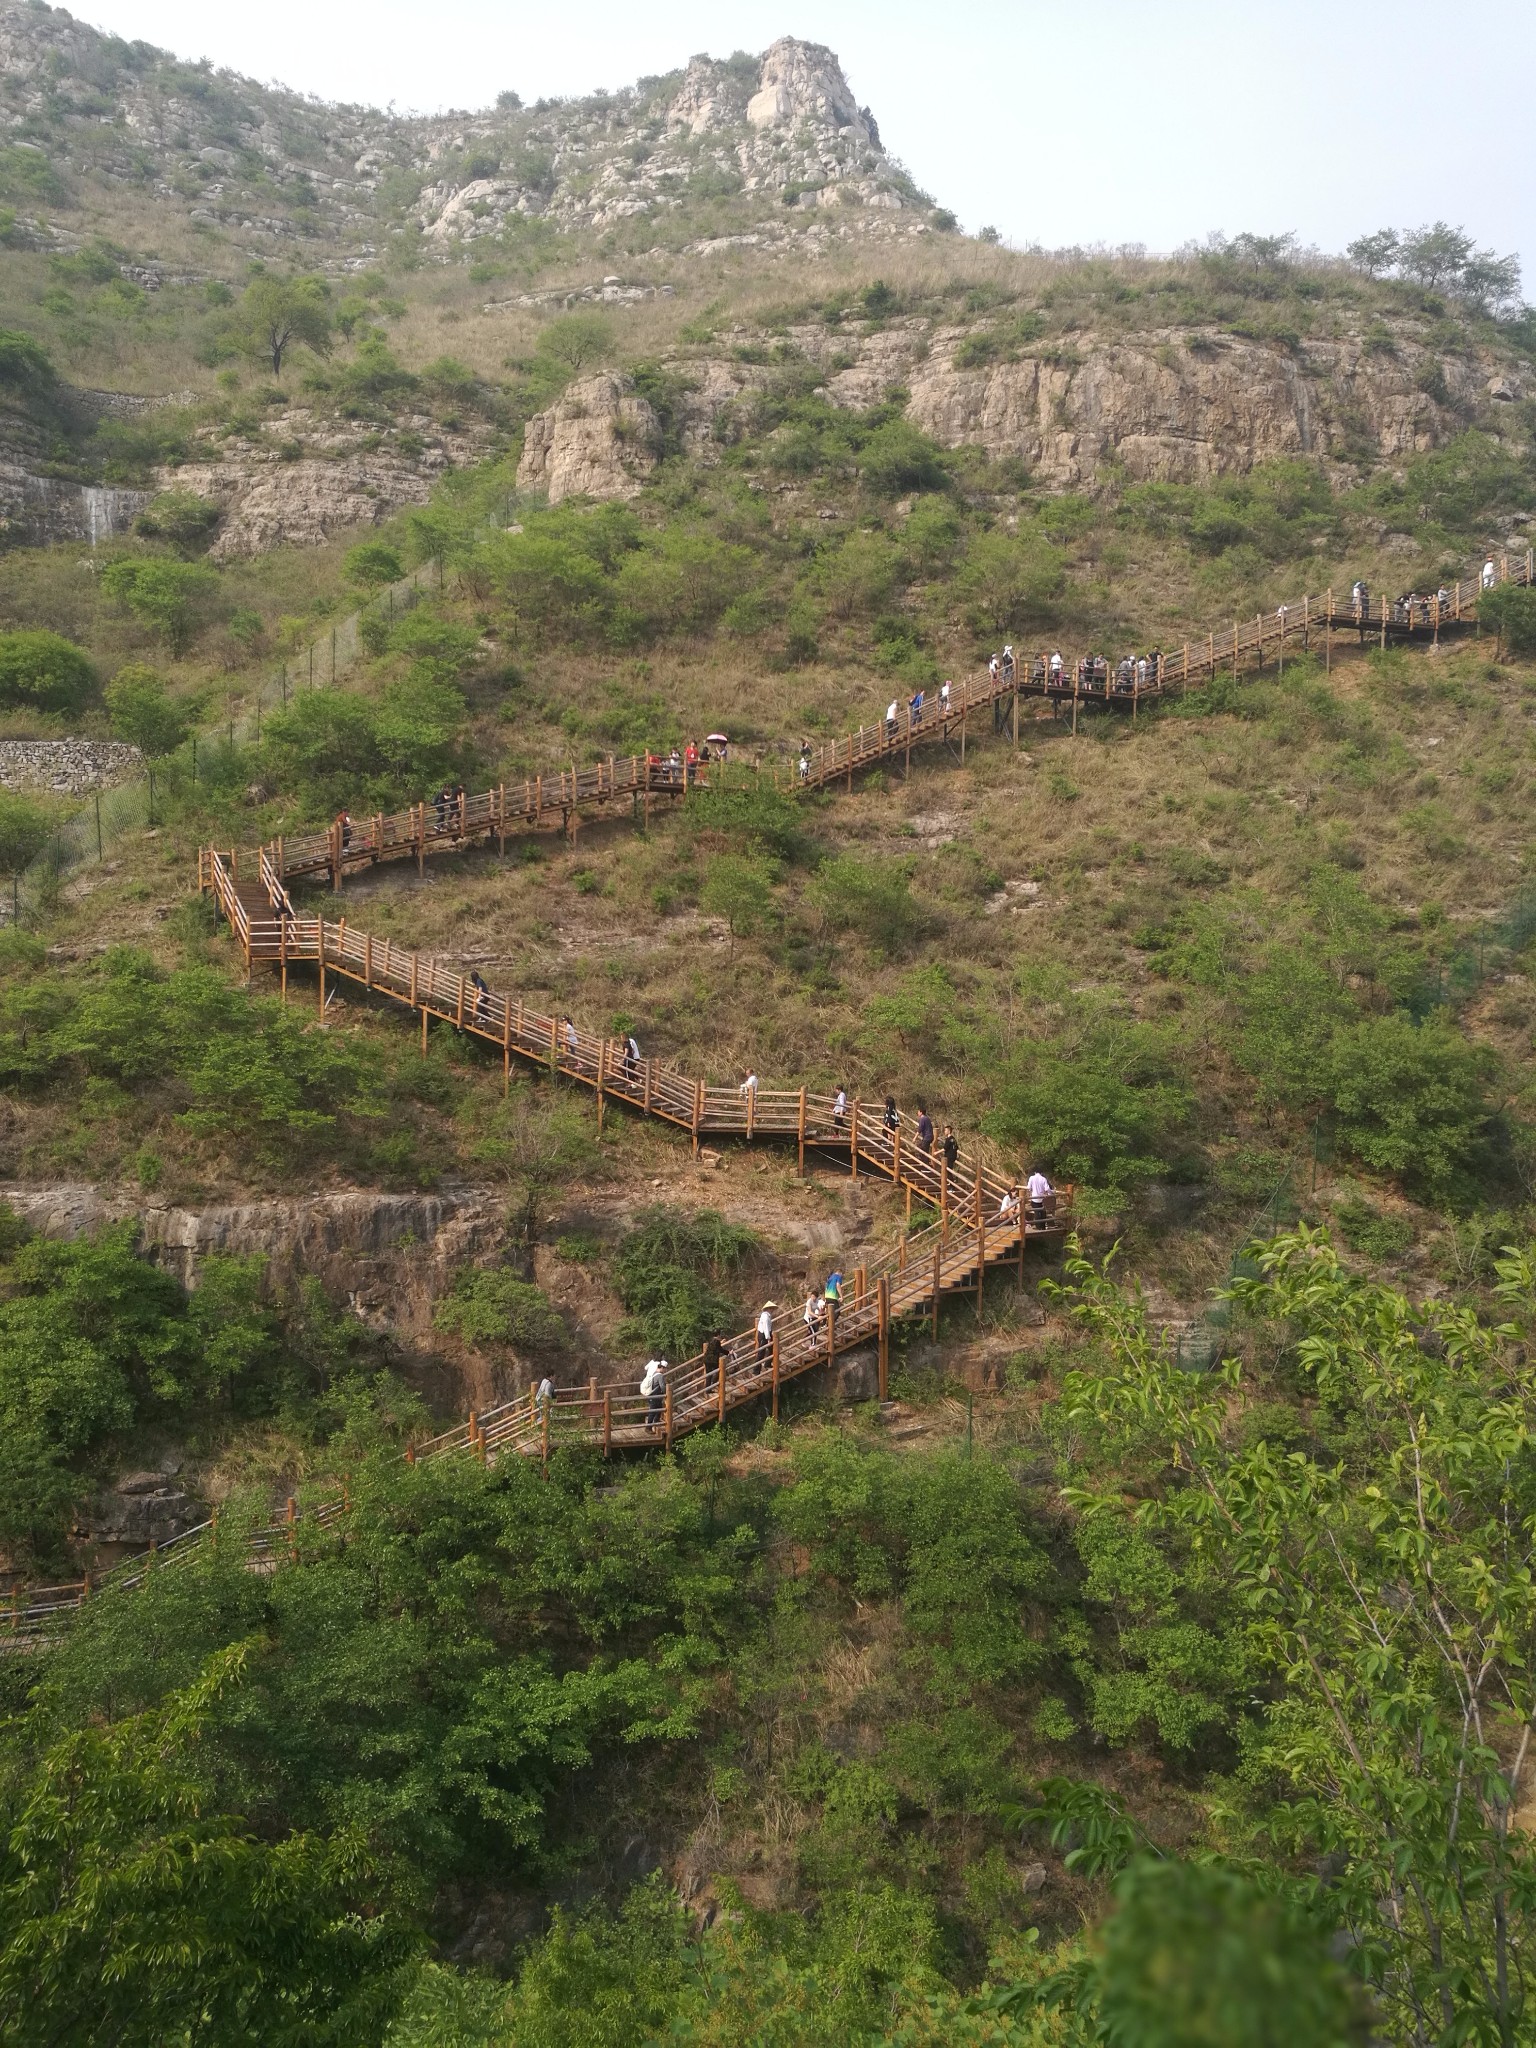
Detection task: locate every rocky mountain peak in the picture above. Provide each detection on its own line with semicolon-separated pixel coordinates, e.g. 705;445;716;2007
747;37;878;148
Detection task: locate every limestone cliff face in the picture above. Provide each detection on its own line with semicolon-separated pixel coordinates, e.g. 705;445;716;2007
0;1181;504;1349
516;372;661;503
516;319;1528;502
159;408;496;559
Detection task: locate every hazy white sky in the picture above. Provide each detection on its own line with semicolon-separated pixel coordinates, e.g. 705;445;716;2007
69;0;1534;285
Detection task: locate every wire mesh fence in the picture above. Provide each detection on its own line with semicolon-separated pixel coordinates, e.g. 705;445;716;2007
3;557;446;928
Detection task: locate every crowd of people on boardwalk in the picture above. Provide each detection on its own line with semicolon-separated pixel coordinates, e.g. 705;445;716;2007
633;1085;1057;1433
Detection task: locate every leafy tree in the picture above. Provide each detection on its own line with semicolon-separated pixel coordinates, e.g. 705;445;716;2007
101;558;219;654
809;852;925;957
954;530;1066;634
699;852;776;942
469;1081;601;1248
1084;1857;1366;2046
104;664;191;757
0;1645;416;2045
859;419;948;496
535;312;615;377
613;1207;756;1359
0;328;55;394
0;629;95;715
233;273;334;377
132;489;221;556
985;1018;1193;1202
1057;1230;1536;2046
344;540;405;587
1323;1010;1494;1198
1480;583;1536;658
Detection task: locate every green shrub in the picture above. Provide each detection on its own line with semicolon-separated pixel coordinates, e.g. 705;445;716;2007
0;630;96;716
132;491;221;557
344;540;405;588
101;558;219;654
613;1207;757;1358
809;852;926;957
104;665;190;758
434;1268;564;1351
1324;1012;1494;1199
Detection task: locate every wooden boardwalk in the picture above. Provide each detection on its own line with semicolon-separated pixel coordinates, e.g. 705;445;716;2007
266;550;1533;888
9;547;1531;1642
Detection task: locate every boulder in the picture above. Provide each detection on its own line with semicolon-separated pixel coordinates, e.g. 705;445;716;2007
516;374;660;504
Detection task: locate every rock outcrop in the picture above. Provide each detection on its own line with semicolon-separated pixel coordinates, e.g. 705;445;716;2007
516;372;661;504
160;409;495;559
0;1181;506;1350
516;317;1527;503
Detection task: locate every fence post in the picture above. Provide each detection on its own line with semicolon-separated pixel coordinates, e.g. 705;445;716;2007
849;1095;859;1179
693;1077;704;1154
932;1242;942;1339
95;792;103;860
603;1389;612;1456
717;1350;727;1423
877;1274;889;1399
797;1085;807;1175
771;1330;780;1419
663;1381;673;1450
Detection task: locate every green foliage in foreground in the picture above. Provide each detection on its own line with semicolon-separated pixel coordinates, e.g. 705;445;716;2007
4;1231;1536;2040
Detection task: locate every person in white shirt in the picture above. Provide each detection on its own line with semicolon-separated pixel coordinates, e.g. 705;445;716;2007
640;1357;667;1430
832;1087;847;1127
740;1071;758;1101
940;680;952;716
756;1301;775;1364
885;699;899;738
535;1375;553;1408
803;1290;823;1336
1482;559;1497;589
1026;1170;1053;1218
997;1185;1019;1221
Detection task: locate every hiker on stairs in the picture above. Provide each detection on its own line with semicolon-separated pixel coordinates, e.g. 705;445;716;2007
1027;1169;1054;1222
641;1356;667;1432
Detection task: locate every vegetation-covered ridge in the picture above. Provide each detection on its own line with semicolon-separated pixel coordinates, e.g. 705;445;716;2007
3;1233;1536;2043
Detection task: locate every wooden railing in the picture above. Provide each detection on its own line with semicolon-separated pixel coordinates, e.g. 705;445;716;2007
6;1064;1062;1645
16;548;1529;1643
247;549;1533;890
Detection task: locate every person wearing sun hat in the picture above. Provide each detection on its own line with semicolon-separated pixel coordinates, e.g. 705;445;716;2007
756;1300;776;1366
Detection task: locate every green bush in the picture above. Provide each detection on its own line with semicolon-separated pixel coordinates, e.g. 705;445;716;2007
344;540;406;588
1324;1012;1494;1199
613;1207;756;1358
101;558;219;654
809;852;926;957
985;1018;1194;1202
433;1268;564;1352
104;665;191;758
0;630;96;716
1480;583;1536;657
131;491;221;557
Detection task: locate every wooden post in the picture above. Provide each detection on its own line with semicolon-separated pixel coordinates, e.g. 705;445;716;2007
849;1095;859;1180
286;1494;297;1562
693;1077;704;1154
1380;595;1387;651
596;1037;607;1132
317;934;326;1017
421;1002;428;1057
455;975;465;1032
939;1152;949;1221
893;1125;903;1186
409;952;418;1009
503;1000;511;1095
1232;621;1239;677
717;1350;727;1423
877;1273;889;1399
603;1390;612;1457
960;689;967;763
975;1175;985;1318
541;1397;550;1472
932;1242;941;1338
1325;590;1332;673
797;1085;807;1175
643;1057;652;1115
744;1079;754;1140
549;1015;558;1074
364;932;373;990
771;1330;781;1418
1207;628;1215;678
497;783;506;855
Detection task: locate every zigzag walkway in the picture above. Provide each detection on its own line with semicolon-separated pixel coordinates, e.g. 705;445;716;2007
266;548;1533;888
10;547;1532;1641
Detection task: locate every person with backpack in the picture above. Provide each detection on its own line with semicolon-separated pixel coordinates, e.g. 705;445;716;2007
882;1095;900;1132
641;1356;667;1432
